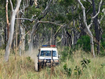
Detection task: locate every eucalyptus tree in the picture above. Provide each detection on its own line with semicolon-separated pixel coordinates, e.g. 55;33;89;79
91;0;103;54
28;0;53;52
5;0;22;61
57;0;105;56
77;0;103;57
57;0;81;46
15;0;57;53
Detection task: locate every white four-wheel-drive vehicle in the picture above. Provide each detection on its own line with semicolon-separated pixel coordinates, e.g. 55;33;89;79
35;45;59;71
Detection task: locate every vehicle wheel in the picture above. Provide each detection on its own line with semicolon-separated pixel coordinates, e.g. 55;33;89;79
35;58;39;71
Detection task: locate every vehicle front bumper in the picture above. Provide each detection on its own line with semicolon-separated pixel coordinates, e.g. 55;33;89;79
38;59;59;67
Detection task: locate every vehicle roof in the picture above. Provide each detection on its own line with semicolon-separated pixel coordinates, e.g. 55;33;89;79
40;47;57;51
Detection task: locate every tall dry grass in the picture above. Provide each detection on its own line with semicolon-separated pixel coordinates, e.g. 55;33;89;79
0;49;105;79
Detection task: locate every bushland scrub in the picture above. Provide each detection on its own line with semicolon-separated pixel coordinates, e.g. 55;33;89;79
0;48;105;79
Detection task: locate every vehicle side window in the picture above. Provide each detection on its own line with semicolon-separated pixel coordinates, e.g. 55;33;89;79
40;51;44;56
53;51;57;57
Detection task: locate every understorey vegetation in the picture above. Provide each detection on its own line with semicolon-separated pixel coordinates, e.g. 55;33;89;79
0;48;105;79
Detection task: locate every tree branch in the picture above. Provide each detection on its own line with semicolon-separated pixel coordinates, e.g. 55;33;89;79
88;0;92;4
38;0;52;20
38;21;66;36
34;0;37;6
92;0;103;19
98;8;105;24
78;0;103;29
98;14;105;24
78;0;88;28
15;0;22;13
15;18;33;21
42;0;52;14
38;21;63;26
89;0;103;28
6;0;10;25
10;0;13;11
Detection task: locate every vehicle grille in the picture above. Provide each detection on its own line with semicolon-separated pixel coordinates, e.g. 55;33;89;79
46;59;51;63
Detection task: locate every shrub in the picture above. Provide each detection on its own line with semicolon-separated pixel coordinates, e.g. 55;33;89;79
77;35;90;52
81;58;91;69
74;66;82;77
100;34;105;56
63;64;72;76
60;46;73;61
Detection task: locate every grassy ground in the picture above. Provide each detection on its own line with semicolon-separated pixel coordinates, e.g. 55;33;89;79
0;49;105;79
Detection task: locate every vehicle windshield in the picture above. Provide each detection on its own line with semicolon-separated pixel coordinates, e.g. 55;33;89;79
40;51;57;57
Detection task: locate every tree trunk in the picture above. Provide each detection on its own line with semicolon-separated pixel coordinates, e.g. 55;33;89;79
5;11;16;61
71;30;74;46
29;21;38;52
5;0;21;61
92;0;100;54
78;0;97;57
88;28;95;57
6;0;9;40
19;26;25;56
90;35;95;57
61;27;64;46
29;34;34;52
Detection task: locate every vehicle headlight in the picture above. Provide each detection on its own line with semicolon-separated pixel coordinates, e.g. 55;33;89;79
38;59;43;62
54;60;59;62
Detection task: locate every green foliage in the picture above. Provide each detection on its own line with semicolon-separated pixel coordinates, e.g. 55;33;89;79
66;12;72;21
23;6;41;31
25;34;29;51
81;58;91;69
25;5;41;18
101;63;105;68
101;34;105;47
0;44;6;49
63;58;91;78
100;34;105;56
38;0;48;8
77;35;90;52
60;46;73;61
63;64;72;76
26;56;32;62
66;12;79;21
74;66;82;76
63;64;82;77
55;14;67;23
82;1;91;9
59;0;76;7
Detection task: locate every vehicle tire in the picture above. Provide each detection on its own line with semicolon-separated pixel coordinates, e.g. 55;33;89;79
35;57;39;71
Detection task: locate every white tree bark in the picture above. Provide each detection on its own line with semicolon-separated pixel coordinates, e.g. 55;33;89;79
98;8;105;24
71;31;74;45
0;22;4;45
78;0;103;57
5;0;22;61
34;0;37;6
19;0;29;56
0;28;4;46
19;26;25;56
